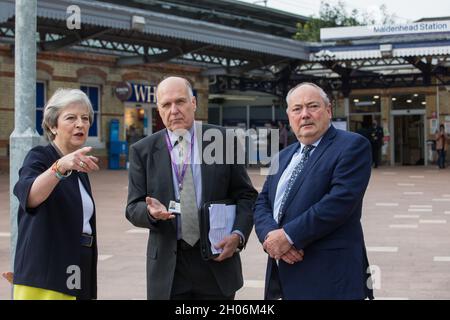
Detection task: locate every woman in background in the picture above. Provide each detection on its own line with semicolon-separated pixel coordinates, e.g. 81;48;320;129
436;124;447;169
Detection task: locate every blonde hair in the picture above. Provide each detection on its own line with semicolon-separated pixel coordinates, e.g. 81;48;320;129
42;88;94;141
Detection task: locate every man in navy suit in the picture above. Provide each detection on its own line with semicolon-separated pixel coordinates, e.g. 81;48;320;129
254;82;374;300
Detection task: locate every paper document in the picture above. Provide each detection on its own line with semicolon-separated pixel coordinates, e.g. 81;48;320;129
208;204;236;254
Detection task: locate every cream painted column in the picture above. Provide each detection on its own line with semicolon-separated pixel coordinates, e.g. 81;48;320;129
344;97;350;130
381;95;390;165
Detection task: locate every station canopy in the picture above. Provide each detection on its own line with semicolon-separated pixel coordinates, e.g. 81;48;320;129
0;0;449;97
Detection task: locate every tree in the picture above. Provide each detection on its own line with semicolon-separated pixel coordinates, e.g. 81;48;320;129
294;1;397;42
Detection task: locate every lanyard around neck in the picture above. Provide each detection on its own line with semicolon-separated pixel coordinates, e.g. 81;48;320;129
165;130;195;195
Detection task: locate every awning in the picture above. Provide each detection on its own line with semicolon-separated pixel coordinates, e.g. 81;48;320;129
0;0;310;60
311;44;450;61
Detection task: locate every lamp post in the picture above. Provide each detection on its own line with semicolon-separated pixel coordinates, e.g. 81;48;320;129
9;0;40;291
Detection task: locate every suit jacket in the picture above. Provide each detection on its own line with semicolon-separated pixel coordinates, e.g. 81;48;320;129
254;125;373;300
126;123;257;300
13;144;98;298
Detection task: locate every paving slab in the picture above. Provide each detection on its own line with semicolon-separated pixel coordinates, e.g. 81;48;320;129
1;166;450;299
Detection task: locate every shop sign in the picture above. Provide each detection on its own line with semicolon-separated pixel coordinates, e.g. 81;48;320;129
115;82;132;101
115;82;157;103
321;20;450;41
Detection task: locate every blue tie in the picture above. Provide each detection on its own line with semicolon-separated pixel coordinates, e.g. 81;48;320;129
277;145;315;223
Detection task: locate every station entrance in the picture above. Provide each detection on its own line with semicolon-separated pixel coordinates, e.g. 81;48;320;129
390;110;426;166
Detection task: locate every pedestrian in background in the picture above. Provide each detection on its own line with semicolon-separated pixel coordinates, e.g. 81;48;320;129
126;124;142;146
436;124;447;169
12;88;99;300
278;121;288;151
369;120;384;168
286;125;297;146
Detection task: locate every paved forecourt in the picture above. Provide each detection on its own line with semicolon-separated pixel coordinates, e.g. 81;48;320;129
1;166;450;299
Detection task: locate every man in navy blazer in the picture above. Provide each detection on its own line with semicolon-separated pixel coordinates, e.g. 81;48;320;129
254;82;374;300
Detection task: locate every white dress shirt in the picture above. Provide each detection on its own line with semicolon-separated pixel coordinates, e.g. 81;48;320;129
274;137;322;244
166;122;202;209
78;178;94;235
166;122;245;244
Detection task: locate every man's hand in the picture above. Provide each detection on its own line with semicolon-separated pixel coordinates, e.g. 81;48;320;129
280;248;304;265
146;197;175;220
213;233;241;262
263;229;291;260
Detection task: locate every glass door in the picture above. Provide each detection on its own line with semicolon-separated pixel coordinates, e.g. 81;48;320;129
390;109;426;166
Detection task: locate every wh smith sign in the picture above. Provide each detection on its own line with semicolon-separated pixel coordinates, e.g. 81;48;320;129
115;82;156;103
321;20;450;41
115;82;196;103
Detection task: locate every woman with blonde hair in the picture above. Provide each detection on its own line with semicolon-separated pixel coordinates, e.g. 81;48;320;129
12;88;99;300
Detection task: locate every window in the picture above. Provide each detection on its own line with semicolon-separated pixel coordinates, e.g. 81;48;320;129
208;106;220;125
36;82;45;135
274;105;288;122
80;85;100;137
222;106;247;128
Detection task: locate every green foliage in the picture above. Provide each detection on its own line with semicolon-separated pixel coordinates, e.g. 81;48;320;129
294;1;396;42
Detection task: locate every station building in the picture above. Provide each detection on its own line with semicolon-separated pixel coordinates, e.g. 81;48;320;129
308;18;450;166
0;0;449;171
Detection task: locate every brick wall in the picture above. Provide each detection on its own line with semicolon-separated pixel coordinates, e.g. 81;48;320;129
0;45;209;172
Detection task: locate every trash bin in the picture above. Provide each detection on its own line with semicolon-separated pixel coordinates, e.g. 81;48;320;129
108;119;128;169
109;119;120;142
109;141;128;170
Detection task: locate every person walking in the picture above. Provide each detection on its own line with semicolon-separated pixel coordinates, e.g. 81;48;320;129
436;124;447;169
369;120;384;168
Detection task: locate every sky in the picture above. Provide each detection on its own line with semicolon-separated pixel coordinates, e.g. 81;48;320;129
238;0;450;23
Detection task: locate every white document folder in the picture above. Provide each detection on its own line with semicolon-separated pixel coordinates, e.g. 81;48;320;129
208;203;236;255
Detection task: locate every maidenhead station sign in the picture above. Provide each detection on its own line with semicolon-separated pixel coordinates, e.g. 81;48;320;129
321;20;450;41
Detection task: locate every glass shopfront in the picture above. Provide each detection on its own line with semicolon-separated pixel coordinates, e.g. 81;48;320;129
349;94;382;138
